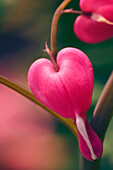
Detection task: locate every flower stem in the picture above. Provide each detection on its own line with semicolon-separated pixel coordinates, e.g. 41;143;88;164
80;72;113;170
62;8;83;15
50;0;71;59
80;156;100;170
90;71;113;141
0;75;77;137
44;42;59;72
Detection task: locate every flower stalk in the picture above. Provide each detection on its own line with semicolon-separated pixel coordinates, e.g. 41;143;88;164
61;8;83;15
91;71;113;141
44;42;59;72
50;0;71;59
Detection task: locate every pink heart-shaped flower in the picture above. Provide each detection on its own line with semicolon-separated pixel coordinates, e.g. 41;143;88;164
28;47;103;161
74;0;113;43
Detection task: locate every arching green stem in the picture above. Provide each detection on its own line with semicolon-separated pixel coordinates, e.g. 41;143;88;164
0;75;77;137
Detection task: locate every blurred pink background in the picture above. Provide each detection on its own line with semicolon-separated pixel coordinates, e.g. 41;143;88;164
0;71;71;170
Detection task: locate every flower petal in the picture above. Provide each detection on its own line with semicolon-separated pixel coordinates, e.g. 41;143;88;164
74;0;113;43
28;48;94;119
74;15;113;43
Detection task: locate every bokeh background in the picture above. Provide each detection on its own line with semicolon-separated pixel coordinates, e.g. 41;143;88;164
0;0;113;169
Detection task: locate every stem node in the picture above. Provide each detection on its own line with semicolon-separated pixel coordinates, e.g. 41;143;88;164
44;42;59;72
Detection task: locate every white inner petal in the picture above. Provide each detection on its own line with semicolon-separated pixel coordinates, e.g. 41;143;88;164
91;13;113;25
76;114;97;160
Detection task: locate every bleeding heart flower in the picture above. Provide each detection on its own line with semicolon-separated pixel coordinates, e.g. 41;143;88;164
28;47;103;161
74;0;113;43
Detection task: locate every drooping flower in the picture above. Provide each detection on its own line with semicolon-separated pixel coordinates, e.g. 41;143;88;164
74;0;113;43
28;47;103;161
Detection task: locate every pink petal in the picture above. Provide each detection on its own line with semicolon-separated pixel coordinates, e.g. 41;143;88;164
80;0;113;14
28;58;75;119
74;15;113;43
57;48;94;117
74;0;113;43
28;47;94;119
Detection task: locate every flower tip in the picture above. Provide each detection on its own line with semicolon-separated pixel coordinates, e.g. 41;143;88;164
75;114;103;161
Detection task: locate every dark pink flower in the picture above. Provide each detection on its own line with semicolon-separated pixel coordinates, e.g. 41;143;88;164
74;0;113;43
28;47;103;161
